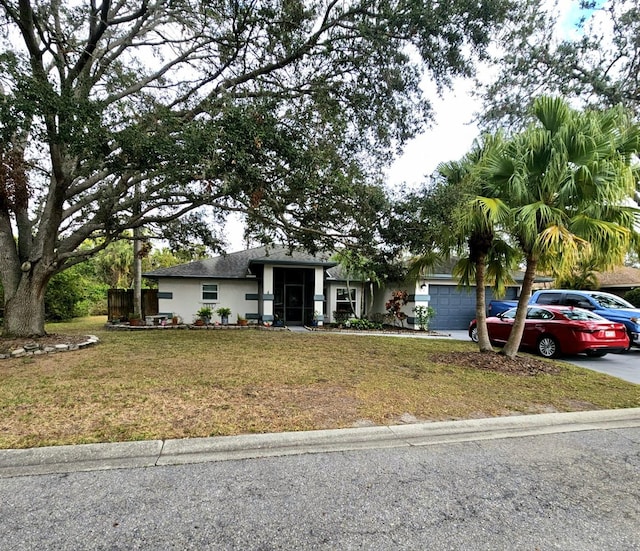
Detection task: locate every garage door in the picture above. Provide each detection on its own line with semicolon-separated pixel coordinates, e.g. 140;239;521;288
429;285;518;330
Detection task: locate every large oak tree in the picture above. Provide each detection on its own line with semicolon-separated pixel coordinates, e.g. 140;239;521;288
479;0;640;127
0;0;518;336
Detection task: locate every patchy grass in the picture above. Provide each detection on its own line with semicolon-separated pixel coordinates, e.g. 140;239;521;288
0;316;638;449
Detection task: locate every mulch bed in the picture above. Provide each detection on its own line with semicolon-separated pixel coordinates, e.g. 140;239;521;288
430;351;562;376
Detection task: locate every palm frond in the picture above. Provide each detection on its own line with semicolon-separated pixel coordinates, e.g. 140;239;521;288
452;257;475;288
532;96;571;134
485;239;519;296
407;251;444;282
534;225;589;274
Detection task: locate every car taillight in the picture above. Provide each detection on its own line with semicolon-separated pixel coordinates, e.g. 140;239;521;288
572;323;598;333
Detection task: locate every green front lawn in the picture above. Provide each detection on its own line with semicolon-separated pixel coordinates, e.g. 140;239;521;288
0;317;638;449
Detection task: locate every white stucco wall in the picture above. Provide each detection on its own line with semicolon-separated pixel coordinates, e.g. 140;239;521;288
369;283;416;318
369;281;428;329
157;278;260;323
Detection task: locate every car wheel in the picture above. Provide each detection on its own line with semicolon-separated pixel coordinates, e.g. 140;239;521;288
585;350;607;358
537;335;559;358
470;326;478;343
624;330;634;352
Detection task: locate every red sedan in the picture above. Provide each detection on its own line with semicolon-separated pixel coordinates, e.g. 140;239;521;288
468;305;629;358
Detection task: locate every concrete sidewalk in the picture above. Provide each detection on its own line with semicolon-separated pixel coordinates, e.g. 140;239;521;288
2;408;639;479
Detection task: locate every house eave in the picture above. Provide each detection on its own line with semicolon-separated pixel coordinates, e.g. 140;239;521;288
143;274;254;280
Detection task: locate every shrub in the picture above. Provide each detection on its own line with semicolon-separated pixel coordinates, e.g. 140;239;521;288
346;318;383;331
45;270;86;321
413;305;435;331
332;310;351;324
624;288;640;307
368;312;385;325
385;290;409;326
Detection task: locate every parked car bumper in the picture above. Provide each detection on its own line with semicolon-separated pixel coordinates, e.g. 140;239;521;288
565;330;629;355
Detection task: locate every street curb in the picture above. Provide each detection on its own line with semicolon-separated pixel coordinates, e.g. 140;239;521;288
0;440;163;478
158;408;640;465
1;408;639;478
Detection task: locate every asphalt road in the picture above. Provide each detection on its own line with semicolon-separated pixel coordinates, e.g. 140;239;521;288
1;425;638;550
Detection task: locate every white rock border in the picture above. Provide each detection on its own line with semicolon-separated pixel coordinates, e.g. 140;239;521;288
0;335;100;360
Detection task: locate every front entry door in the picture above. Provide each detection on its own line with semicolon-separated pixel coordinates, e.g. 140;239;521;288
273;267;314;325
285;284;304;324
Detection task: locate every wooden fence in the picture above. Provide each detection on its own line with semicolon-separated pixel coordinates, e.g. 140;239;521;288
107;289;159;321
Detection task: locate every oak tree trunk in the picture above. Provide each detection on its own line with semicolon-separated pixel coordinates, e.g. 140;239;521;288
3;269;48;337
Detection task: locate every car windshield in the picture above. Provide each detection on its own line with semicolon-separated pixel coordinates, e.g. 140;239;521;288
590;293;634;309
560;308;606;321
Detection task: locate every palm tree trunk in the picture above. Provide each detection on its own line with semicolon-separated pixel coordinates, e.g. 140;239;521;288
474;253;493;352
501;256;538;358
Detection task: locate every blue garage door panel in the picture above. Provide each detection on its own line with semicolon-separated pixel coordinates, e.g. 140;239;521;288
429;286;476;330
429;285;518;330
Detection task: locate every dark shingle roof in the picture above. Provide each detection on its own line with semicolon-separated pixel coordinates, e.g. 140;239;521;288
596;266;640;288
327;258;553;284
144;245;337;279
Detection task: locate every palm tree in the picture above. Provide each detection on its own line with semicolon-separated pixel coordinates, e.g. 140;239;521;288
410;136;519;352
482;96;640;358
452;194;519;352
332;249;383;319
554;256;600;290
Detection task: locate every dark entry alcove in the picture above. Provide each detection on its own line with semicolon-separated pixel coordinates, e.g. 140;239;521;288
273;267;315;325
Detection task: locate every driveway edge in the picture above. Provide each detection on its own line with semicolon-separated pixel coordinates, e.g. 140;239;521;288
1;408;639;478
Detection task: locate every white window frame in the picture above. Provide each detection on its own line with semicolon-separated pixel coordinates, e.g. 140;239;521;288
335;287;356;314
202;283;219;301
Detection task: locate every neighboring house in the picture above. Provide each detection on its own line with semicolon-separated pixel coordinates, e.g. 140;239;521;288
143;246;536;330
594;266;640;298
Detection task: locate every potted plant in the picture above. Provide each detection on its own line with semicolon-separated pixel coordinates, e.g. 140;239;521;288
128;312;142;326
310;310;322;327
197;306;213;325
216;306;231;325
237;313;248;326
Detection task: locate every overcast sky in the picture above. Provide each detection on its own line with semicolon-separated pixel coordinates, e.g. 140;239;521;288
385;0;596;191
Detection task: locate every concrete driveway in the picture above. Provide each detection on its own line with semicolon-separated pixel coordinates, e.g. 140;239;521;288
563;348;640;384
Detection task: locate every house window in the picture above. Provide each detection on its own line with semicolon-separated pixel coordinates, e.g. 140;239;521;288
336;288;356;314
202;284;218;301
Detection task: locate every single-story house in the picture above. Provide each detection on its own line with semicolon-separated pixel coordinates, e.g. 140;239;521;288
594;266;640;298
143;245;533;330
144;246;334;326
